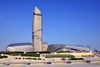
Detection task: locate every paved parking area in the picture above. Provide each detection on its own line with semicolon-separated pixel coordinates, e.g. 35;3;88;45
0;63;100;67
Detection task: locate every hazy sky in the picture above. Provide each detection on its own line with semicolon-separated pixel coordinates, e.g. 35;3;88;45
0;0;100;51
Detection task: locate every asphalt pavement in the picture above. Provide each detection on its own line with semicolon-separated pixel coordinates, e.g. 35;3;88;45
0;63;100;67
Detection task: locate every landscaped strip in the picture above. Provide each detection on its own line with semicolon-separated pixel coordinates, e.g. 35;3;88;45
45;54;75;58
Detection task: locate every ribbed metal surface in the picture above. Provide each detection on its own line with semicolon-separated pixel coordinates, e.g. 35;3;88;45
48;44;89;52
7;43;33;47
48;44;65;51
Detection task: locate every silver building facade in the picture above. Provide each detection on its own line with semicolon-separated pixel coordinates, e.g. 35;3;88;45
32;7;42;51
6;43;89;52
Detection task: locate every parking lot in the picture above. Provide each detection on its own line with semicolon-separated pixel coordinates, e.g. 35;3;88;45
0;63;100;67
0;61;100;67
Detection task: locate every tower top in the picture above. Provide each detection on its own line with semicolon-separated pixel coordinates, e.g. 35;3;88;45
34;7;41;14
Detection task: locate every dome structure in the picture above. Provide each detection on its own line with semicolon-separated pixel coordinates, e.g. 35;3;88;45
6;42;48;52
6;43;33;52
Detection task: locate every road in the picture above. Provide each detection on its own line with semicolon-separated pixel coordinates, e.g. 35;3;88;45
0;63;100;67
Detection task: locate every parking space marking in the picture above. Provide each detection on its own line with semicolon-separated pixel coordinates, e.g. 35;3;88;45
35;64;43;66
95;61;100;63
10;64;20;66
53;63;64;65
0;64;3;66
31;63;43;66
93;57;100;59
76;62;87;64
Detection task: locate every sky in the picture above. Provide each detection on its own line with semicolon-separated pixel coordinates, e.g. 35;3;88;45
0;0;100;51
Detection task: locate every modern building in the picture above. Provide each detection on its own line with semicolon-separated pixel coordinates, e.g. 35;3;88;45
6;42;48;52
32;7;42;51
48;44;89;52
6;43;89;52
6;43;33;52
6;7;91;53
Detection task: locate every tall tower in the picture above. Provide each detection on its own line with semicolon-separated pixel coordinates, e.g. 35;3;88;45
32;7;42;52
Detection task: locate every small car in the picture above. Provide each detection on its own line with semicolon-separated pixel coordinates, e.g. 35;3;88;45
4;63;9;65
27;63;30;65
46;61;51;64
85;60;91;63
66;61;71;64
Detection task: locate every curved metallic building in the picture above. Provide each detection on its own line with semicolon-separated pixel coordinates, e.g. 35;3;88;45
6;43;33;52
48;44;89;52
6;43;89;52
6;42;48;52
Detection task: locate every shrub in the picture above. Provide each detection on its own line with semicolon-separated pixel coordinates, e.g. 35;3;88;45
45;54;75;58
23;58;25;59
21;53;40;57
15;57;18;59
57;51;69;53
11;53;19;56
70;58;84;60
37;58;41;60
18;57;21;59
25;58;32;59
33;58;37;60
0;51;23;56
0;56;8;59
61;57;66;60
